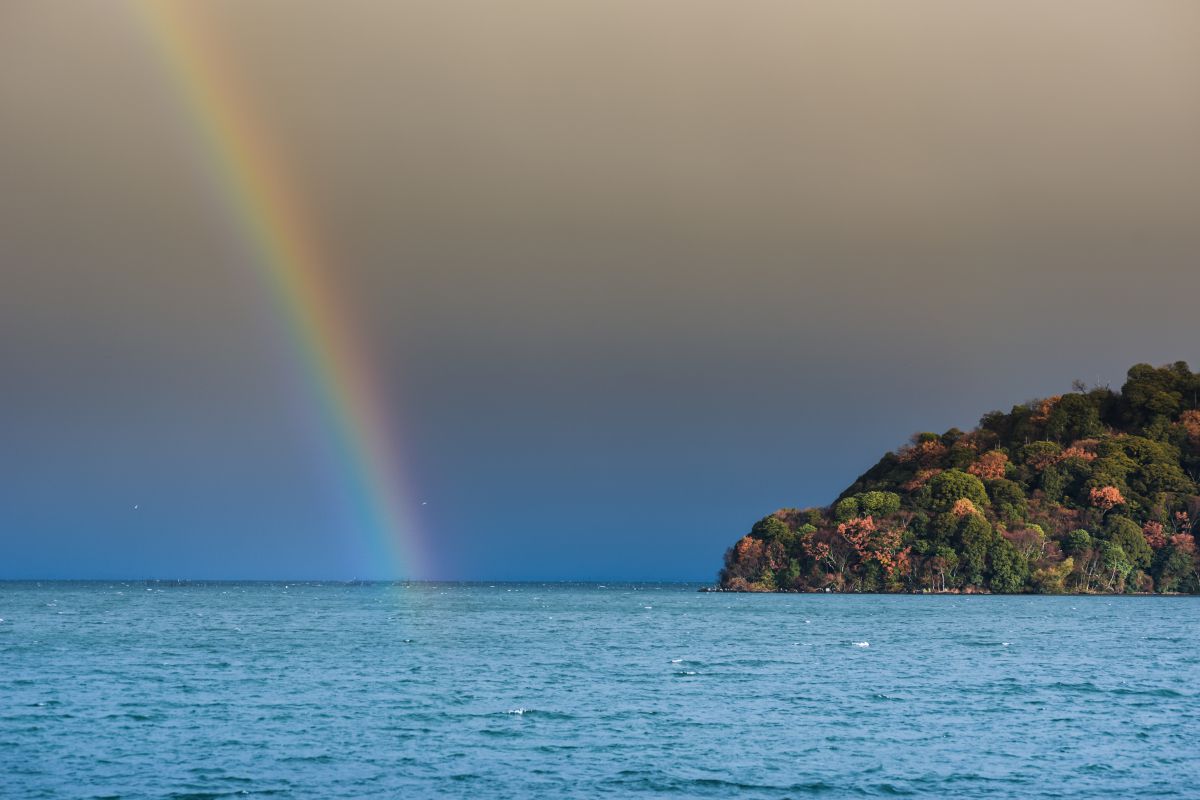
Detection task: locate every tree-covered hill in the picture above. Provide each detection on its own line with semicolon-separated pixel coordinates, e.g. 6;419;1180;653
719;363;1200;594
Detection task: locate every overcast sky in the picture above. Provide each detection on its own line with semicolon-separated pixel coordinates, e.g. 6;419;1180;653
3;0;1199;579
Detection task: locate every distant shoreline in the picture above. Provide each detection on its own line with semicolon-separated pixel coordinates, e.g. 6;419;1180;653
700;586;1199;597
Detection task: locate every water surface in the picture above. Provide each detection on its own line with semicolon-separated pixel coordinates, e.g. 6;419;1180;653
2;583;1198;798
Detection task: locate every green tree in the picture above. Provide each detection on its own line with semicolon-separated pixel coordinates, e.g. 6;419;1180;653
751;515;793;544
1122;363;1185;432
1104;516;1152;570
1040;465;1067;504
957;513;994;585
986;478;1027;523
989;537;1029;593
782;559;803;589
755;567;778;591
1063;529;1093;557
1153;545;1196;593
929;546;959;592
833;497;860;523
1020;441;1063;470
857;491;901;518
1031;557;1073;594
1045;393;1103;443
927;470;989;514
1099;541;1133;591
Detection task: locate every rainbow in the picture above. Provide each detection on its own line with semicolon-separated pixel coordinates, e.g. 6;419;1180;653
132;1;426;579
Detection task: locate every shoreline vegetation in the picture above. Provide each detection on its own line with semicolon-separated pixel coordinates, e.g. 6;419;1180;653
718;362;1200;595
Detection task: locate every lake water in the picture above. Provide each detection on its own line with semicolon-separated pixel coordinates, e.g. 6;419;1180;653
2;583;1198;798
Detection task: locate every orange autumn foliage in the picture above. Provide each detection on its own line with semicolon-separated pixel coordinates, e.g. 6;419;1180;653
897;438;948;467
1030;395;1063;425
951;498;980;518
1170;533;1196;554
1089;485;1125;511
967;451;1008;480
901;468;942;492
1180;410;1200;442
1143;521;1167;549
734;536;764;562
1059;446;1098;463
837;516;911;579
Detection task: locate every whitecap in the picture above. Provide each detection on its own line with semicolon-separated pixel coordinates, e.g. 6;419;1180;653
854;641;870;648
506;708;527;715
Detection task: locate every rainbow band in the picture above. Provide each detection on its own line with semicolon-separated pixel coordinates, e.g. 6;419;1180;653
134;1;424;578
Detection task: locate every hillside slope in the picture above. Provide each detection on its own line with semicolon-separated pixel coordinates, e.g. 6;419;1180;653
719;363;1200;593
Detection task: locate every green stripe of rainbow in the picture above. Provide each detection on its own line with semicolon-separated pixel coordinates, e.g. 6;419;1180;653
133;1;425;578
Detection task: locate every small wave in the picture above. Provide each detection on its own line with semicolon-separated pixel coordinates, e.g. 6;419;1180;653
691;777;837;793
479;728;522;738
1048;681;1102;694
444;773;483;783
279;754;335;764
1111;686;1189;699
960;639;1013;648
1079;763;1116;774
604;773;837;795
854;641;869;648
502;708;574;719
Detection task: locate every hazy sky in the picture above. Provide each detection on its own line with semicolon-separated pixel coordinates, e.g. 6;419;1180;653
3;1;1200;579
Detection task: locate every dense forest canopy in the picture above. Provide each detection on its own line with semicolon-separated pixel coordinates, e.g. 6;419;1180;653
719;363;1200;594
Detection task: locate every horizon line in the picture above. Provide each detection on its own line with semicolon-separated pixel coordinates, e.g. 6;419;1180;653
0;577;716;584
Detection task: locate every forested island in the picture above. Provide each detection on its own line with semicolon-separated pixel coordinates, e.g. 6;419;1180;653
719;362;1200;594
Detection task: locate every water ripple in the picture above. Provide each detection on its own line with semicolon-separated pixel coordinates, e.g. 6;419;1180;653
1;583;1198;798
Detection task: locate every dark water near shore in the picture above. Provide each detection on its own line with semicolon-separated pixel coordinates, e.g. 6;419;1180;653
2;582;1198;798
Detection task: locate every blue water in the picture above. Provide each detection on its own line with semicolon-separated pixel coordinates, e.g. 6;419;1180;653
2;583;1198;798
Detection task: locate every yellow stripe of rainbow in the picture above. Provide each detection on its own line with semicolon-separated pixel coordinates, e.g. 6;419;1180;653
133;1;425;579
